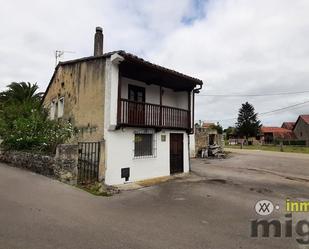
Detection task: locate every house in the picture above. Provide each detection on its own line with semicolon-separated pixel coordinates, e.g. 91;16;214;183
260;126;296;144
281;122;295;130
293;115;309;146
42;27;203;185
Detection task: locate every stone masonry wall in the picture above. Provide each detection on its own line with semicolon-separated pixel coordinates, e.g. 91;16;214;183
0;144;78;184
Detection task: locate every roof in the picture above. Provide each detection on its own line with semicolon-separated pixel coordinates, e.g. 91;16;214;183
281;122;295;130
261;126;296;140
202;122;215;129
43;50;203;102
300;115;309;124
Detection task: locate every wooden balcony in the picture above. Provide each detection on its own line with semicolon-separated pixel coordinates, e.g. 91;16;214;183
118;98;190;130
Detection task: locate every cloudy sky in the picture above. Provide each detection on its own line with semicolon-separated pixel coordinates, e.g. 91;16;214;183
1;0;309;128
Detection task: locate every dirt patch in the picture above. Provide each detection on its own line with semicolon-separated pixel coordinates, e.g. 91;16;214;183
208;179;227;184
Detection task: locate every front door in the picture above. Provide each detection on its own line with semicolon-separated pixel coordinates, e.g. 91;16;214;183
170;133;184;174
128;84;145;125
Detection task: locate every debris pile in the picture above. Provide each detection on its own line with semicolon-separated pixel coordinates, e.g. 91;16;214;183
199;144;226;159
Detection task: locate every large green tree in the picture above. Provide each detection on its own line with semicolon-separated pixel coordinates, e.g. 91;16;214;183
0;82;42;104
0;82;72;152
236;102;261;138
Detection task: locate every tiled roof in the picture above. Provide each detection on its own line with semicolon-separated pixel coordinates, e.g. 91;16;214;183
261;126;296;139
300;115;309;124
281;122;295;130
202;122;215;128
57;50;203;85
43;50;203;102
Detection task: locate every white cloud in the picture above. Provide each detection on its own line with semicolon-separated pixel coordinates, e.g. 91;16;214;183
1;0;309;127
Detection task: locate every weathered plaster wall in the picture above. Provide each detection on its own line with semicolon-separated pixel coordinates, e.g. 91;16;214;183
294;119;309;146
43;59;106;143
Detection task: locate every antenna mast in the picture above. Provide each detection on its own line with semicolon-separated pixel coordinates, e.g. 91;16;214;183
55;50;75;67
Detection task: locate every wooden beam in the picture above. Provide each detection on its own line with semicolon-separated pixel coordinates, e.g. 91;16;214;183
188;91;191;132
117;71;122;124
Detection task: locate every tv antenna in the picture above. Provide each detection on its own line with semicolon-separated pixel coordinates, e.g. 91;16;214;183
55;50;75;67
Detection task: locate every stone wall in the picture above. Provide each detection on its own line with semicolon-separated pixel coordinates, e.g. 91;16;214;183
0;144;78;184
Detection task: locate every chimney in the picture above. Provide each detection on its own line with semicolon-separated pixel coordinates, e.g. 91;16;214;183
94;26;103;56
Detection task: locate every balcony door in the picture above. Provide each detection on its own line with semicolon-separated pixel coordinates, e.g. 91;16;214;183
128;85;145;125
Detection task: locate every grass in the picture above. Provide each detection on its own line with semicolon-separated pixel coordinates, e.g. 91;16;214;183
76;182;112;197
225;144;309;154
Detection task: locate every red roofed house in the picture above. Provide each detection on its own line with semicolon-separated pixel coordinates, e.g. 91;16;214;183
293;115;309;146
260;127;296;144
281;122;295;130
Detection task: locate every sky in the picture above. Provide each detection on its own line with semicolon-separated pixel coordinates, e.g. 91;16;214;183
1;0;309;128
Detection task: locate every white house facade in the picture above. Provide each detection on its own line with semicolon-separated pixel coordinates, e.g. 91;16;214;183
43;27;203;185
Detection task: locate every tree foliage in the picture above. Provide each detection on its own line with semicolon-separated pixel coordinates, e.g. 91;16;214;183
210;122;223;134
0;82;72;153
235;102;261;138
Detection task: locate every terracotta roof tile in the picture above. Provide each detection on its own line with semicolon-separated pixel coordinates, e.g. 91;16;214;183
300;115;309;124
281;122;295;130
261;126;296;139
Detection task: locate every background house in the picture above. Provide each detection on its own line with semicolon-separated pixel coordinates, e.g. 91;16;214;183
191;122;223;157
281;122;295;130
293;115;309;146
43;27;203;185
260;127;296;144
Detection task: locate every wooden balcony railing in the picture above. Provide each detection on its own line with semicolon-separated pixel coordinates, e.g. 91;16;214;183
118;98;190;130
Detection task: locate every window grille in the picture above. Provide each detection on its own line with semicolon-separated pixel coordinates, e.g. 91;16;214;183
133;130;157;158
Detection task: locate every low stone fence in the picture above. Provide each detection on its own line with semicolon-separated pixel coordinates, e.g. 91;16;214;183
0;144;78;184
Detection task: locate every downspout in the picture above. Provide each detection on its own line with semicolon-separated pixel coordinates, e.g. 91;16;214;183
189;83;203;172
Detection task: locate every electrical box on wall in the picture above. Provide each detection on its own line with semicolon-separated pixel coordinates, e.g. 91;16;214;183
121;167;130;181
161;134;166;142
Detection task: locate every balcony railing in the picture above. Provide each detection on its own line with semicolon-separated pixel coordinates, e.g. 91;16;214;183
118;98;190;130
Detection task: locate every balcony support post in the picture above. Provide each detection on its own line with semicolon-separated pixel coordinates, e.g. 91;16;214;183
159;86;162;127
117;73;122;125
188;91;191;132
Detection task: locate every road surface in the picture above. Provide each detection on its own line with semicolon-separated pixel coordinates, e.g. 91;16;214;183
0;150;308;249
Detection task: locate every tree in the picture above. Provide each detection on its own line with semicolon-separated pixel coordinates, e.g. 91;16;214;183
224;126;236;139
210;122;223;134
0;82;72;152
236;102;261;139
0;82;42;105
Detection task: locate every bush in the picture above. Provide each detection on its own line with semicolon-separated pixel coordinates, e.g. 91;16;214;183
0;109;73;153
0;82;73;153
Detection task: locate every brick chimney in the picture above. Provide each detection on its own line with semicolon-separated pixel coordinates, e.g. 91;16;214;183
94;26;103;56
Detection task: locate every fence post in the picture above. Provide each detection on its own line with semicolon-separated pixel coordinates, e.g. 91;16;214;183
98;140;105;182
280;142;283;152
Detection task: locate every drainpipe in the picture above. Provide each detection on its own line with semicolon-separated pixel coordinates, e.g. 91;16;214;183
189;83;203;172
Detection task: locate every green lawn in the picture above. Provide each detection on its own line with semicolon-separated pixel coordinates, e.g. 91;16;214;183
225;144;309;154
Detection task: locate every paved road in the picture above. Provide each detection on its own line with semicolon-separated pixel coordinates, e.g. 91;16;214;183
0;150;308;249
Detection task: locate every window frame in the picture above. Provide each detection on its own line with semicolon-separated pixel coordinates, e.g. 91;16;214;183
133;130;156;159
58;97;64;118
50;99;57;120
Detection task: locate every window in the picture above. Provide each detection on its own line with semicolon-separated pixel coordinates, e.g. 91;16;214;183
58;97;64;118
50;99;56;120
134;132;156;158
128;85;145;102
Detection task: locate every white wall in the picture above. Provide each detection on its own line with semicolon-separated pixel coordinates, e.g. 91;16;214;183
189;134;195;157
104;128;189;185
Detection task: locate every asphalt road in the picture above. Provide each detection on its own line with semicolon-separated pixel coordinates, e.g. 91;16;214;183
0;150;309;249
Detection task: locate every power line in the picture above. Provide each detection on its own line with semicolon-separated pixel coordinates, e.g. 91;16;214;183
196;90;309;97
209;99;309;122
